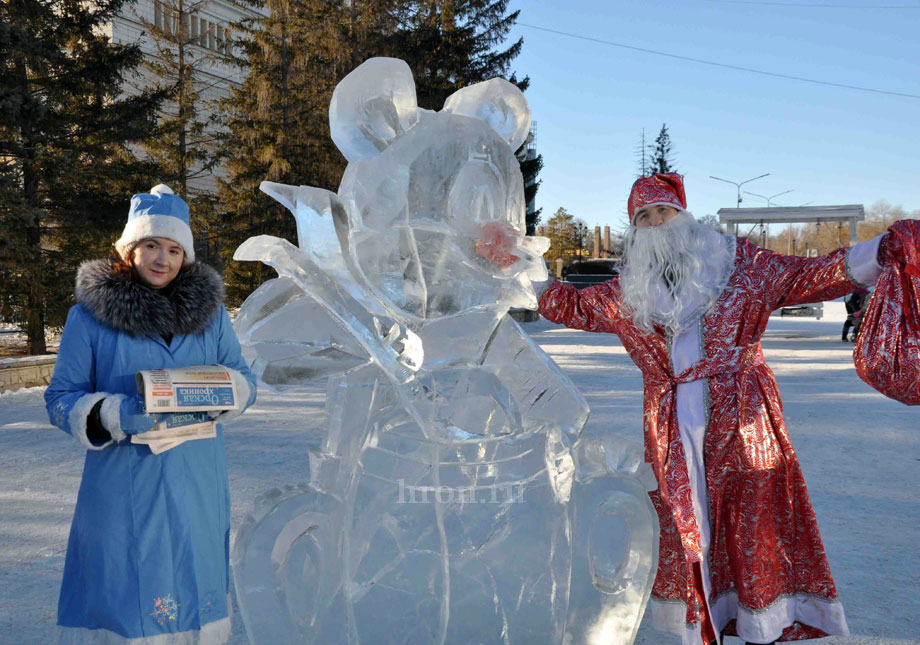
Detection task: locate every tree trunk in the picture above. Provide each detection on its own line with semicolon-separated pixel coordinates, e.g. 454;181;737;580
24;207;46;355
17;57;47;355
178;0;188;197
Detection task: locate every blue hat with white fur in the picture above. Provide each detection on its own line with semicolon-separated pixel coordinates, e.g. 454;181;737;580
115;184;195;263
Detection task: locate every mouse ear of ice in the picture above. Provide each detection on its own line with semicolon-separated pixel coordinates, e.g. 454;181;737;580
330;58;420;161
442;78;531;151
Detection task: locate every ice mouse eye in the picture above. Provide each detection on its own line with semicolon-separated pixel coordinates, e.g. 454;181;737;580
448;156;506;226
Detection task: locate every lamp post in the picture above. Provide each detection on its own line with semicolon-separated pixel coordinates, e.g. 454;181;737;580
711;174;769;236
710;173;770;207
743;189;794;207
788;203;814;253
572;221;588;260
742;190;794;250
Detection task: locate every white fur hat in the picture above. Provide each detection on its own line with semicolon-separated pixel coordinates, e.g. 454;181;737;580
114;184;195;263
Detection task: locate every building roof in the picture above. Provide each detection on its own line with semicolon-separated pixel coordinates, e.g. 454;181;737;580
717;204;865;224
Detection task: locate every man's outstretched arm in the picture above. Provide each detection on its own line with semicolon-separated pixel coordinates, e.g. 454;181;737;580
747;235;884;311
538;278;621;334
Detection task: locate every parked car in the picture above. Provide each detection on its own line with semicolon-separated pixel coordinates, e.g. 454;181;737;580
562;259;619;289
779;302;824;319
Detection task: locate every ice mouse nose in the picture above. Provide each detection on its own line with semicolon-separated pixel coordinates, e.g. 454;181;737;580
475;221;520;267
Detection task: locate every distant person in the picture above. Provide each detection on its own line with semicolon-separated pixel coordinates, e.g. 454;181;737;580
45;185;257;643
842;287;870;341
481;173;916;645
851;289;871;340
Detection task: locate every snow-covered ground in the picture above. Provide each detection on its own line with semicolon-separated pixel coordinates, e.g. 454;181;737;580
0;322;60;357
0;302;917;645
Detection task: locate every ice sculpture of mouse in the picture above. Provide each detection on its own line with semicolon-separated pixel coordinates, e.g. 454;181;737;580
230;57;658;645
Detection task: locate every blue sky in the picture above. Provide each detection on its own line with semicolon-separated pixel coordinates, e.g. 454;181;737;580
505;0;920;232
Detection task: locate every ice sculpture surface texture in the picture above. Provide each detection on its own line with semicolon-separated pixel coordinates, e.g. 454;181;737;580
231;57;658;645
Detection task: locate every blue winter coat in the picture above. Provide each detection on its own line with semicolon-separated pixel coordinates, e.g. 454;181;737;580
45;260;256;643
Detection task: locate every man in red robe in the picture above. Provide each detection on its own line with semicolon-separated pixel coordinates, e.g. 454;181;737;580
534;175;888;645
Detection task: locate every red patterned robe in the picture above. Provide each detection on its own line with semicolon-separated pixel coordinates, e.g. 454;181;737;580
540;235;882;644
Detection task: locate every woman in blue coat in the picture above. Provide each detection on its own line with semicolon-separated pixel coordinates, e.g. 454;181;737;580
45;185;257;644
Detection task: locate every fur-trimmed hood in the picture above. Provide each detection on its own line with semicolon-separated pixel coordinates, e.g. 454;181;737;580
75;259;225;337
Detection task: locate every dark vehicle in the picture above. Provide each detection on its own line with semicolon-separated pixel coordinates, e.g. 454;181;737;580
562;259;619;289
779;302;824;319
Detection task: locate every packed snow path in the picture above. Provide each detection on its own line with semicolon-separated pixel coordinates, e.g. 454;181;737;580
0;302;916;644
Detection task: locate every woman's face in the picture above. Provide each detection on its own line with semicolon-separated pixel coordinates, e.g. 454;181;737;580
131;237;184;288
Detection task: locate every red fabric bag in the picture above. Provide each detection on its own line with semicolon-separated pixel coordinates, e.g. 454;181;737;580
854;220;920;405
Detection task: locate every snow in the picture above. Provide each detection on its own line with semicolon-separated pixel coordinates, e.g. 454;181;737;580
0;301;917;644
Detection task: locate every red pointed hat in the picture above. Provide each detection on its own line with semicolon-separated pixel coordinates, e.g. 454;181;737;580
628;173;687;222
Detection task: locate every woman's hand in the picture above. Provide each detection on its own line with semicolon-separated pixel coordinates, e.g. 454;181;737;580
95;394;157;438
119;395;158;434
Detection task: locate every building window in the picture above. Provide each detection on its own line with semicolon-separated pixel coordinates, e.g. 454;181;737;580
152;2;231;56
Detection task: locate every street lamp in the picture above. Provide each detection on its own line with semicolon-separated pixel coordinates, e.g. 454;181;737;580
572;221;588;260
743;189;794;207
742;189;794;249
710;173;770;207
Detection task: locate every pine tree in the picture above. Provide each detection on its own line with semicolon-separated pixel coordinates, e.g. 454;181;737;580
635;127;649;178
0;0;163;354
139;0;222;248
381;1;543;233
215;0;359;304
518;137;543;235
341;0;400;68
648;123;676;174
216;0;541;302
382;0;521;109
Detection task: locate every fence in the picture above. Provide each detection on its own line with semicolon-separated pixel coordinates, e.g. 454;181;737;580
0;356;57;392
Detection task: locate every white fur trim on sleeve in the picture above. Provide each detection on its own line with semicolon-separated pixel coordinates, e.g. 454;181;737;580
114;214;195;264
845;235;884;286
68;392;112;450
99;393;128;443
215;367;252;423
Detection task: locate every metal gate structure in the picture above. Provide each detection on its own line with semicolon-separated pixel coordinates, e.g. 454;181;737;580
717;204;865;250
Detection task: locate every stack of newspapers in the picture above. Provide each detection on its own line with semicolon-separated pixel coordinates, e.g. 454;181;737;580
132;366;240;454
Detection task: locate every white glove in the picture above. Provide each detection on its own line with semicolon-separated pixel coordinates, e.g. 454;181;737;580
208;366;253;423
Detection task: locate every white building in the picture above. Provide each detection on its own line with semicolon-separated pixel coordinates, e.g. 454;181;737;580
102;0;264;194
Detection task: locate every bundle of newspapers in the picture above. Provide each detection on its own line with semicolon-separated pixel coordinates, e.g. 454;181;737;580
132;365;240;454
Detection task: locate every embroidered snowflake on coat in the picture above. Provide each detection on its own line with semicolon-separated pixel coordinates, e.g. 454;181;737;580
151;594;180;626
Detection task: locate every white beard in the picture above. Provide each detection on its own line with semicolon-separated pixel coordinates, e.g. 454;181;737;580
619;211;732;335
